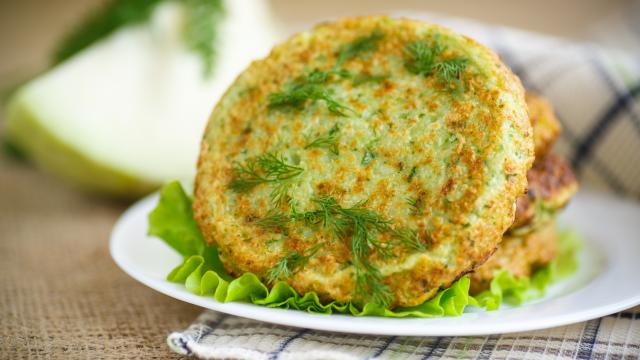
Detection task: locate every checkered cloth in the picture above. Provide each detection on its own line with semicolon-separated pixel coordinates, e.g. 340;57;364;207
168;308;640;359
167;12;640;360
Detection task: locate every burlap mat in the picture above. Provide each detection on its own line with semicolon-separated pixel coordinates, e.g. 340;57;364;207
0;153;200;359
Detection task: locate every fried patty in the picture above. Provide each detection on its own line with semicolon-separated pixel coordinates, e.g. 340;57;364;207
470;222;558;294
510;153;578;235
193;16;533;308
526;92;561;158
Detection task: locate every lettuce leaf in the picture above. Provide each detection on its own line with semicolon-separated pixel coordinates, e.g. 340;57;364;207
475;228;581;310
149;181;579;317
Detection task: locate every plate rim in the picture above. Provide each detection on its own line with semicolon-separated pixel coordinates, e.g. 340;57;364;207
110;191;640;336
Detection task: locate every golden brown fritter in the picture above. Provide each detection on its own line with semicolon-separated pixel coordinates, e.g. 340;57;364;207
510;153;578;235
193;16;533;308
470;222;558;294
526;92;562;158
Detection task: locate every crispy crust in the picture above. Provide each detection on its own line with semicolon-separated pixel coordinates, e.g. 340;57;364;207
511;153;578;233
470;222;558;294
193;16;533;307
526;92;562;159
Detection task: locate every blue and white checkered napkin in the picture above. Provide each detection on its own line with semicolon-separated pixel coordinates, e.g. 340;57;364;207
167;12;640;360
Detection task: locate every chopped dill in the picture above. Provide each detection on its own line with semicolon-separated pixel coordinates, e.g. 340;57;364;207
335;29;385;67
351;73;388;86
268;69;353;116
229;152;303;196
392;228;427;251
256;210;290;231
266;244;322;283
261;195;428;306
361;149;375;166
182;0;225;76
304;124;341;155
404;39;467;83
404;40;442;76
432;58;468;83
406;196;425;217
407;166;417;182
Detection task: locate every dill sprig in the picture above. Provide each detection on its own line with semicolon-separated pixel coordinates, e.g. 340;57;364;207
52;0;223;76
304;124;341;155
407;166;418;182
256;210;290;231
290;196;418;306
404;40;467;83
336;29;385;67
361;149;375;166
182;0;225;76
229;152;303;196
432;58;468;83
260;196;428;306
268;69;353;116
404;40;442;76
267;245;322;283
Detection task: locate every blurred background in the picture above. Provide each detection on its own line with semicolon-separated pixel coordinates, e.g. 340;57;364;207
1;0;638;201
0;0;634;88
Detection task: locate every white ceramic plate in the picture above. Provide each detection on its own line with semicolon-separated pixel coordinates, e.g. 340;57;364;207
110;191;640;336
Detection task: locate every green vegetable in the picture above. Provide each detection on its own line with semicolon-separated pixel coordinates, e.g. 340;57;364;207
335;29;385;67
267;245;322;283
182;0;225;76
361;149;375;166
149;182;580;317
52;0;223;74
404;40;467;83
53;0;163;64
268;69;353;116
229;152;304;205
475;228;581;310
304;124;341;155
147;182;205;257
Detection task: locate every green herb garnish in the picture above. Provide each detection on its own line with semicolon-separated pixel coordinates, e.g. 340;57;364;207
229;152;303;197
336;29;385;67
361;149;375;166
268;69;353;116
256;210;291;231
407;166;417;182
305;124;341;155
267;245;322;283
404;40;467;83
291;196;427;306
53;0;163;64
432;58;468;83
182;0;225;76
52;0;223;76
352;73;388;86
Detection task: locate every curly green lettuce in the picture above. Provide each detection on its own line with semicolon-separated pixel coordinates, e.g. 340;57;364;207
149;181;579;317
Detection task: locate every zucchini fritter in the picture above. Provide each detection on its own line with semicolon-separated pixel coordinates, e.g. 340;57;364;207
470;222;558;294
526;92;561;159
193;16;533;308
511;153;578;235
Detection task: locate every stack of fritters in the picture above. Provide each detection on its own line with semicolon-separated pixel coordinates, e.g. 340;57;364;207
470;93;579;294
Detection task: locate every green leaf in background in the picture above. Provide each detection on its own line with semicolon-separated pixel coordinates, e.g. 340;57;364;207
149;181;580;317
53;0;164;65
52;0;224;75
